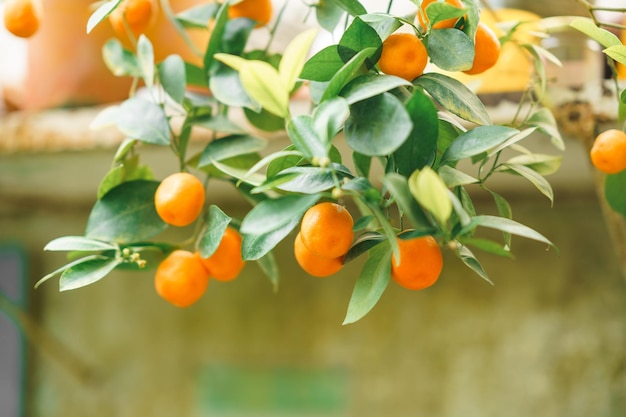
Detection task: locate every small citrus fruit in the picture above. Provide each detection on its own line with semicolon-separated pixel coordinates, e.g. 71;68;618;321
198;227;245;282
378;33;428;81
300;202;354;259
3;0;42;38
228;0;272;28
417;0;464;30
391;233;443;290
590;129;626;174
109;0;158;40
294;232;343;277
463;22;501;75
154;172;206;227
154;250;210;307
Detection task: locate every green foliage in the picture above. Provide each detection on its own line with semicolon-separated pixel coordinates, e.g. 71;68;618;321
40;0;565;324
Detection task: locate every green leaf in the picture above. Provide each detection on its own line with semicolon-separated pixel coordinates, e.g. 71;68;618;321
315;0;344;32
414;73;491;125
91;105;120;130
191;113;246;135
44;236;118;252
441;125;519;163
102;39;141;77
239;60;289;118
394;88;439;176
426;28;474;72
525;107;565;150
116;97;171;145
176;3;218;29
604;44;626;66
203;1;230;71
484;188;512;248
409;167;453;226
360;13;402;40
329;0;367;16
244;107;285;132
337;17;382;66
605;170;626;217
240;194;320;236
158;54;186;104
60;256;121;291
320;47;379;102
425;2;466;28
279;28;318;92
383;173;432;230
241;217;300;261
35;255;105;289
455;244;493;284
198;206;232;258
198;134;266;167
487;127;538;156
344;93;412;156
209;64;260;110
300;46;345;82
343;241;392;325
505;153;563;176
273;165;350;194
340;74;410;105
255;251;279;291
98;164;126;199
465;215;556;250
287;115;327;160
570;17;621;49
460;237;513;258
137;35;155;88
312;97;350;145
86;0;122;33
86;180;168;244
501;163;554;204
438;165;478;187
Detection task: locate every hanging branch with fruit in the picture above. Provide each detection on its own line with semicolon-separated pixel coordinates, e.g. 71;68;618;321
6;0;566;323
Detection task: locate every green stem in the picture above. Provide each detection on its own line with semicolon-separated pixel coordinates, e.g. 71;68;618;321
264;0;289;54
159;0;202;57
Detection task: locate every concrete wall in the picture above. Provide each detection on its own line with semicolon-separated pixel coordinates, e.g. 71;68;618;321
1;129;625;417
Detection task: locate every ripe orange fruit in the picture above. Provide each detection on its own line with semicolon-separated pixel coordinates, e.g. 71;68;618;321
198;227;245;282
154;172;206;227
300;202;354;259
417;0;464;30
463;22;501;75
294;232;343;277
590;129;626;174
109;0;158;40
154;250;210;307
3;0;43;38
391;233;443;290
228;0;272;28
378;33;429;81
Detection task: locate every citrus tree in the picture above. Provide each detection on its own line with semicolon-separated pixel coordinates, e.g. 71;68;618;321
19;0;566;324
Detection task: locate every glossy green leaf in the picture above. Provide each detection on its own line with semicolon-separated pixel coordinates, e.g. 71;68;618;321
441;125;519;163
198;134;266;167
241;217;300;261
176;3;218;28
137;35;155;88
86;180;168;244
337;17;381;65
279;28;318;92
86;0;122;33
116;98;171;145
315;0;344;32
438;165;478;187
239;60;289;118
464;215;556;250
505;153;563;176
102;39;141;77
320;47;378;102
425;2;466;28
455;244;493;284
502;163;554;204
256;251;280;291
287;115;327;160
198;206;232;258
244;107;285;132
460;237;513;258
483;188;512;248
209;64;260;110
158;54;186;104
191;114;246;135
240;194;320;236
340;74;410;105
394;88;439;176
383;173;432;230
60;256;121;291
204;1;230;71
273;165;350;194
570;17;621;49
360;13;402;40
44;236;118;252
409;167;453;226
488;127;538;156
605;170;626;217
329;0;367;16
300;46;345;82
426;28;474;72
604;45;626;66
312;97;350;145
343;241;392;325
344;93;412;156
526;107;565;150
415;73;491;125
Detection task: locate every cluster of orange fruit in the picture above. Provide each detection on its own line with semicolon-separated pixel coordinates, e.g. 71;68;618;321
2;0;42;38
590;129;626;175
378;0;501;81
153;172;245;307
294;202;444;291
